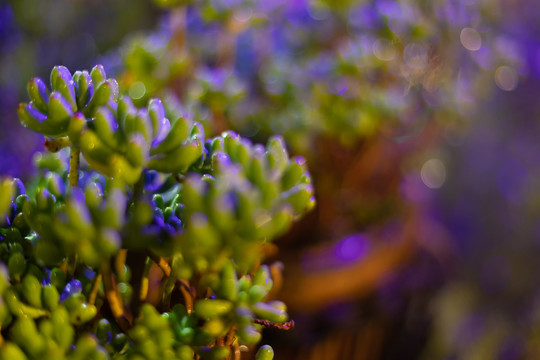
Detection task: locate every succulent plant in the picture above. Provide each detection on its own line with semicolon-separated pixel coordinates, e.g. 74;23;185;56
0;64;315;359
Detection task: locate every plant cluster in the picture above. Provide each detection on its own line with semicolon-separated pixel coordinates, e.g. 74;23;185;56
1;0;531;358
111;0;518;240
119;0;510;150
0;64;315;359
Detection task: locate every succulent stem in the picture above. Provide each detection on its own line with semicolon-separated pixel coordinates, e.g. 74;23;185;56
178;281;193;314
147;253;195;312
162;275;176;309
101;261;129;331
253;318;295;330
69;147;80;187
148;252;171;276
131;170;146;204
233;341;240;360
88;273;102;305
170;7;187;51
139;257;152;301
224;325;237;346
115;249;128;276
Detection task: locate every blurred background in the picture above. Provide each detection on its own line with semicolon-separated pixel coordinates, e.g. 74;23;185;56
2;0;540;358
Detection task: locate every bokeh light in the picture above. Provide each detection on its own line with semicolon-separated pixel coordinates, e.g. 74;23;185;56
421;158;447;189
460;27;482;51
495;65;519;91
